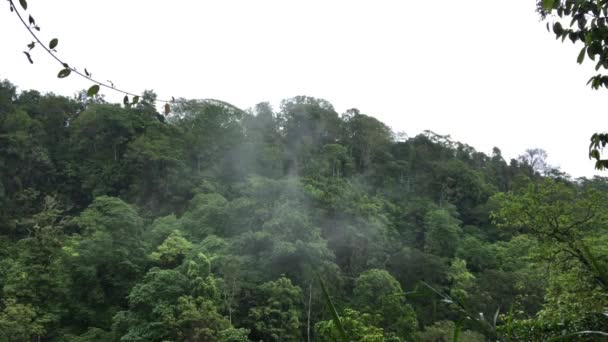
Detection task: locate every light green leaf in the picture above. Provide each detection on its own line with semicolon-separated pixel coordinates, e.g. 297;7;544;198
87;85;100;97
542;0;555;11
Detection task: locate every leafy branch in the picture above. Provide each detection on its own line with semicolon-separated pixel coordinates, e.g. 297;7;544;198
7;0;174;114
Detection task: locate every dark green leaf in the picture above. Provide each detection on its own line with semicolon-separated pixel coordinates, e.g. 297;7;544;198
164;103;171;115
133;96;139;104
22;51;33;64
57;68;71;78
19;0;27;10
578;47;586;64
49;38;58;50
553;22;563;36
87;85;100;97
123;96;129;105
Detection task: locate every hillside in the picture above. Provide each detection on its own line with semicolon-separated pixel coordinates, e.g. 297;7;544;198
1;80;607;341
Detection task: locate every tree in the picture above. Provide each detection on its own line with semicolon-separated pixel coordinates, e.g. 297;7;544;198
492;178;608;319
65;196;146;328
518;148;550;176
316;309;387;342
415;320;484;342
424;209;461;259
247;276;303;341
537;0;608;169
353;269;418;337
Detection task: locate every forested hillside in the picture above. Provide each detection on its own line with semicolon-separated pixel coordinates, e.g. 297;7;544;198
1;79;607;341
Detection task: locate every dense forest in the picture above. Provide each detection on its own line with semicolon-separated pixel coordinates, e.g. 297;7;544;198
1;79;608;341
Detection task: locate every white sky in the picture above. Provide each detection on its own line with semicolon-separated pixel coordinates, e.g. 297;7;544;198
1;0;607;178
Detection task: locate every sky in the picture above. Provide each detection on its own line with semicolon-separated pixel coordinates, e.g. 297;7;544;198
1;0;608;178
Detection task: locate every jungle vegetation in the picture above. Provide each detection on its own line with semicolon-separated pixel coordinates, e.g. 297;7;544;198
1;80;608;341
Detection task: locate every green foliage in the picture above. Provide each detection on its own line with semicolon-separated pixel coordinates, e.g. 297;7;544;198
415;320;484;342
316;309;386;342
0;298;45;341
424;208;461;258
2;79;607;340
247;276;303;341
353;269;418;336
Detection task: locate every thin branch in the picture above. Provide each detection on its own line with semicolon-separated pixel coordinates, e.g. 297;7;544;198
8;0;172;102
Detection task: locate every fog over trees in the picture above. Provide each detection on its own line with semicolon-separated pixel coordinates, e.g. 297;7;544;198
1;82;608;341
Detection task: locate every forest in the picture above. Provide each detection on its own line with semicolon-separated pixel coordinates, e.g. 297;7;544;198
1;78;608;341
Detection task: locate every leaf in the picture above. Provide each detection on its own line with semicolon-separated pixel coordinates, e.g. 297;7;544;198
27;41;35;50
123;96;129;105
57;68;71;78
132;96;139;104
164;103;171;115
28;15;34;26
578;47;586;64
85;68;90;77
452;320;462;342
87;85;100;97
492;307;500;329
553;22;563;36
22;51;33;64
317;274;349;342
49;38;58;50
19;0;27;10
542;0;555;11
34;25;40;31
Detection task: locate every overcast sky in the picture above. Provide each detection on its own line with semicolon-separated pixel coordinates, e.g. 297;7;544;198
2;0;608;178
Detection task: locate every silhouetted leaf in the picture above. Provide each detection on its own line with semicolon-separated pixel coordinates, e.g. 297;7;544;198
578;47;586;64
19;0;27;10
87;85;100;97
34;25;40;31
27;41;35;50
553;22;563;36
57;68;71;78
49;38;58;50
123;96;129;105
85;68;90;77
22;51;33;64
28;15;34;26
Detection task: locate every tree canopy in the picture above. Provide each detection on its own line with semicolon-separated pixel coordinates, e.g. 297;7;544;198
1;77;608;341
